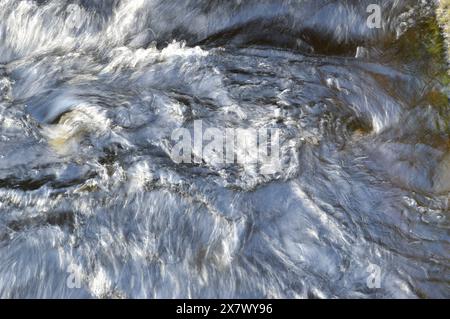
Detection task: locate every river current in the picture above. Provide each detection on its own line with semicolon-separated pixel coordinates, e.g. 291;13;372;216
0;0;449;298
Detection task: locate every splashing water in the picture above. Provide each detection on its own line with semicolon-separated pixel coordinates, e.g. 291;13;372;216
0;0;449;298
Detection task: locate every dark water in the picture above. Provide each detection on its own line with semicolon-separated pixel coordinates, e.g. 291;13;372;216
0;0;449;298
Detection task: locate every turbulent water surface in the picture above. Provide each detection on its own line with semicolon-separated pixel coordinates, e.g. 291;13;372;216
0;0;449;298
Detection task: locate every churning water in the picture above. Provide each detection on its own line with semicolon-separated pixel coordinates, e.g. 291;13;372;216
0;0;449;298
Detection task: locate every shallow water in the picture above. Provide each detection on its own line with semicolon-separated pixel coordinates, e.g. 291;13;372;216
0;0;449;298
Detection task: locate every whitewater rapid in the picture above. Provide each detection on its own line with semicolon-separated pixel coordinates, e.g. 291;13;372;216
0;0;449;298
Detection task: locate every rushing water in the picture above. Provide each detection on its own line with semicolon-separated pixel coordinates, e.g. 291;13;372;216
0;0;449;298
